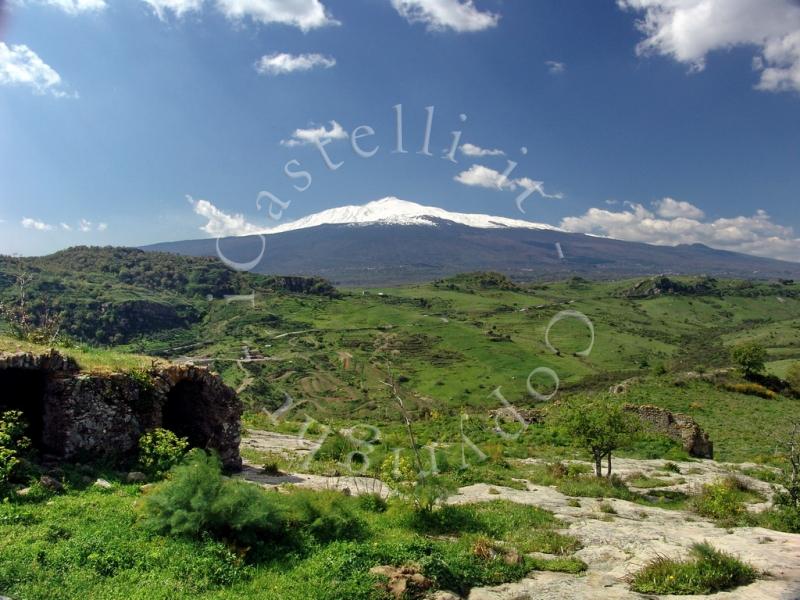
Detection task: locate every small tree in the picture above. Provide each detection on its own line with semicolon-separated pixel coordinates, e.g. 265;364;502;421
553;395;640;477
730;342;767;379
786;362;800;394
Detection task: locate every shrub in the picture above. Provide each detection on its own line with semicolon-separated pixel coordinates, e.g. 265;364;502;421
138;428;189;478
722;382;776;399
357;493;388;513
630;543;758;594
283;490;364;543
0;411;31;492
689;477;760;525
138;450;283;548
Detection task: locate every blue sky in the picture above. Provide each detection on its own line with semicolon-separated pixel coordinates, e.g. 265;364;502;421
1;0;799;261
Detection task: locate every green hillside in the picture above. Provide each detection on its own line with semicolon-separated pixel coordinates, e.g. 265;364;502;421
3;249;798;463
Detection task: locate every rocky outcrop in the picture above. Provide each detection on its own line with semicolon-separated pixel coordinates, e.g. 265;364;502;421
624;404;713;458
0;350;242;470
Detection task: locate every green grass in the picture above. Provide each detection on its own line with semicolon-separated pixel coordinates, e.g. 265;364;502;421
629;542;759;595
0;468;585;600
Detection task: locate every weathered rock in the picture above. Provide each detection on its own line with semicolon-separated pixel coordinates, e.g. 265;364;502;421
370;565;433;599
16;487;32;497
624;404;713;458
126;471;147;483
0;350;243;470
93;478;112;489
39;475;63;492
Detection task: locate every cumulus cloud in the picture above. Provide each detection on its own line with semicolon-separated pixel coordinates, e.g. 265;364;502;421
454;164;515;190
454;164;563;200
545;60;565;74
281;120;347;147
16;0;106;14
190;196;264;237
21;218;54;231
560;200;800;262
654;197;705;219
618;0;800;93
255;52;336;75
0;43;74;98
391;0;499;32
97;222;108;231
78;218;93;232
460;143;505;157
215;0;339;31
142;0;203;19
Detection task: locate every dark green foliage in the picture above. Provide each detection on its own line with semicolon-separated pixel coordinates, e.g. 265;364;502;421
283;490;364;543
138;450;283;547
630;543;758;594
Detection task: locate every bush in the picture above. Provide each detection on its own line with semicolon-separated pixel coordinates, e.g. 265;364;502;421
630;542;758;594
138;428;189;478
283;490;364;543
690;477;760;525
0;411;31;492
722;382;776;399
138;450;283;548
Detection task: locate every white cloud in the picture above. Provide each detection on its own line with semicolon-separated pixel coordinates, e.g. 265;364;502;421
255;52;336;75
460;143;505;157
654;197;705;219
391;0;499;32
97;222;108;231
454;164;563;199
142;0;203;20
78;219;92;232
60;222;72;231
618;0;800;93
454;164;515;190
281;120;347;147
215;0;339;31
17;0;107;14
21;218;54;231
545;60;565;74
561;200;800;262
0;43;74;98
190;196;264;237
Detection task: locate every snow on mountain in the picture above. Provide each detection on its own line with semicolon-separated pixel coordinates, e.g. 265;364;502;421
264;197;561;235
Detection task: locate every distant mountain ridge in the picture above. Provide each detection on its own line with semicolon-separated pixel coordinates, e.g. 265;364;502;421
144;199;800;286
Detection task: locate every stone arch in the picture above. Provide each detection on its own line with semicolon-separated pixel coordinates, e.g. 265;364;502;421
162;378;214;449
0;367;48;450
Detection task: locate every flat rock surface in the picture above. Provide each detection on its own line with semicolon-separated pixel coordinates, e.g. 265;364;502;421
239;431;800;599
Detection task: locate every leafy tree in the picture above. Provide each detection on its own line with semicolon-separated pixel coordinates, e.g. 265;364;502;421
786;362;800;394
553;395;640;477
730;342;767;378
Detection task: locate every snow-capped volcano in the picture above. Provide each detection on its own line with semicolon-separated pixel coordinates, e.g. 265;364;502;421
264;197;561;234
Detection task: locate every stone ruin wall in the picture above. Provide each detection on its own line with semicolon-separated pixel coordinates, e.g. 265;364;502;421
0;350;242;470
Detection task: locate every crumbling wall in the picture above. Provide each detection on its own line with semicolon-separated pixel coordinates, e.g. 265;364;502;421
0;351;242;470
624;403;714;458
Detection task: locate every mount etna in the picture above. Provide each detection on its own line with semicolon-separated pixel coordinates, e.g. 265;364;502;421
144;198;800;285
